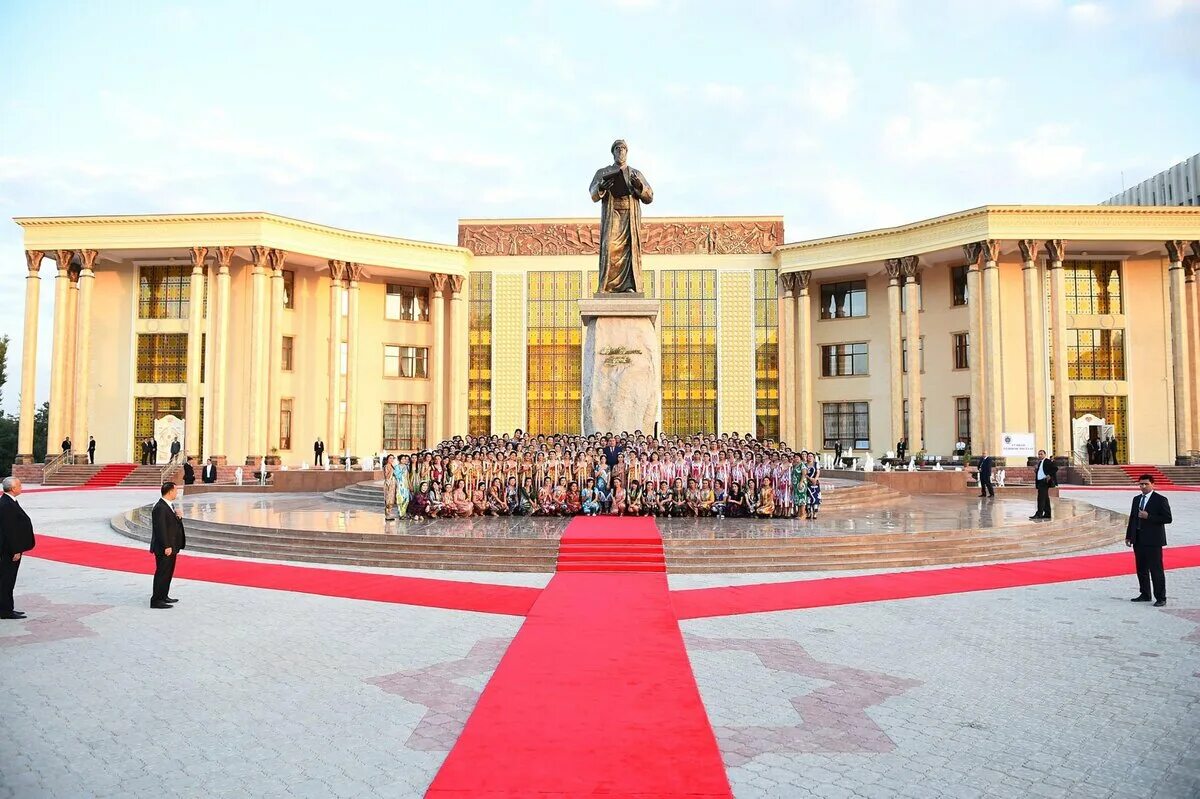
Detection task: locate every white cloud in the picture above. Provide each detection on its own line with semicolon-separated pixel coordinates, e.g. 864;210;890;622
1009;123;1102;179
1150;0;1200;15
1067;2;1111;24
880;79;1006;163
793;55;856;121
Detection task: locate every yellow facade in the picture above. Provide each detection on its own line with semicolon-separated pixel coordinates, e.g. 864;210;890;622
13;206;1200;466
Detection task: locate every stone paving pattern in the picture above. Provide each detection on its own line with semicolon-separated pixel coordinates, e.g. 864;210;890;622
1;487;1197;797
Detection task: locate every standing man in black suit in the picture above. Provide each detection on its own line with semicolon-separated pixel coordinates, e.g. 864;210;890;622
169;437;181;462
602;435;624;469
202;457;218;484
1126;474;1171;607
150;481;186;609
182;457;196;485
140;438;148;465
87;436;97;464
150;438;159;464
896;437;907;461
977;451;995;498
314;438;325;466
1030;449;1058;520
0;477;35;620
61;436;71;455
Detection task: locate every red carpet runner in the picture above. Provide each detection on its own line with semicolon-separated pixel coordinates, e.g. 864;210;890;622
556;515;666;572
673;544;1200;620
28;535;538;617
84;464;139;488
427;517;732;798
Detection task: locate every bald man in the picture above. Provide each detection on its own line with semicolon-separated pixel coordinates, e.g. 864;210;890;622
0;477;36;619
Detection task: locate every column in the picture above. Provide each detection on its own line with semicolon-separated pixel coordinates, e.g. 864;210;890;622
1180;255;1200;453
795;271;813;446
901;256;923;452
429;273;448;446
1046;239;1070;458
1166;240;1193;463
344;263;363;456
1019;240;1049;451
63;262;80;447
448;274;468;438
246;246;270;463
210;246;234;464
981;240;1003;457
71;249;98;452
885;259;904;453
46;250;73;450
185;246;208;457
266;249;287;460
776;274;796;446
16;251;44;464
962;244;985;455
327;260;346;453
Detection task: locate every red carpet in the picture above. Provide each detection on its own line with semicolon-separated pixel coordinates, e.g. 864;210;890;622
84;464;139;487
427;518;731;798
1120;464;1173;486
557;514;666;572
672;544;1200;620
27;535;539;617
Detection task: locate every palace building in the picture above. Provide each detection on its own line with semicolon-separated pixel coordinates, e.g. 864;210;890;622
11;205;1200;466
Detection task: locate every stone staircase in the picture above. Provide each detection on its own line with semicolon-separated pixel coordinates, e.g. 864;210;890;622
43;463;179;488
1154;466;1200;486
43;464;103;486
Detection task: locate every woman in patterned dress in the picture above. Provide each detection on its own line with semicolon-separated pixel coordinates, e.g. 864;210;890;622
396;454;413;518
806;452;822;519
791;452;808;519
382;454;398;521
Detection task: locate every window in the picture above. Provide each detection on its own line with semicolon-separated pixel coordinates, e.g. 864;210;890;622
137;334;188;383
903;399;926;443
279;399;293;451
821;343;869;377
384;345;429;378
952;333;969;370
468;272;492;437
661;270;718;435
901;336;925;373
341;290;348;317
527;271;583;435
1059;260;1122;315
340;342;347;376
282;270;295;310
822;402;869;450
383;403;427;451
754;269;779;440
820;280;867;319
955;397;971;450
951;265;968;306
282;336;294;371
385;284;431;321
1067;329;1125;380
139;265;205;319
899;278;922;313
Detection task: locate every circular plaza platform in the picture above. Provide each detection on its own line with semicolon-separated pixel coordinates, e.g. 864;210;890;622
109;479;1128;573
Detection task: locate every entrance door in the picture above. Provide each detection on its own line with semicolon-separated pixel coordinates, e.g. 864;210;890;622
1070;396;1127;464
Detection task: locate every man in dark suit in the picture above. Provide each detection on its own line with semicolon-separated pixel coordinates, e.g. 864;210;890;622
1030;449;1058;520
169;437;181;462
602;435;624;469
150;438;159;464
87;436;96;464
202;457;218;484
977;452;995;498
61;436;71;454
896;437;907;460
182;457;196;485
1126;474;1171;606
314;438;325;466
0;477;35;619
834;441;844;466
140;438;149;465
150;481;186;609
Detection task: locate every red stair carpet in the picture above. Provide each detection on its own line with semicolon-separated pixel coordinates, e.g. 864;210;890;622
426;516;731;798
556;514;666;572
83;464;139;487
28;535;538;616
1120;464;1173;486
672;544;1200;620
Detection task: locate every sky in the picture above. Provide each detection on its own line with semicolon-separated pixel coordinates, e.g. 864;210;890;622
1;0;1198;414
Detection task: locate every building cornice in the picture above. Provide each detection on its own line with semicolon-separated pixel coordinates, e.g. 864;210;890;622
13;211;471;274
776;205;1200;273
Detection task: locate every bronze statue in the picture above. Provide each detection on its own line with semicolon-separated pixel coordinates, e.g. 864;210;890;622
589;139;653;293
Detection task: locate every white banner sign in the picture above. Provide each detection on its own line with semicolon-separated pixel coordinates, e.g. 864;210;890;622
1000;432;1036;458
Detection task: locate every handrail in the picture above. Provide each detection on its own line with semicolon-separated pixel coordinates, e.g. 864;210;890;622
42;450;71;482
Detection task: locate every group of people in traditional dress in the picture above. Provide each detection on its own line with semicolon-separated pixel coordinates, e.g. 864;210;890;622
380;431;823;521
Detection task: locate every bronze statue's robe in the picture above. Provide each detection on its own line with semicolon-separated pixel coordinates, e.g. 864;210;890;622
589;165;653;293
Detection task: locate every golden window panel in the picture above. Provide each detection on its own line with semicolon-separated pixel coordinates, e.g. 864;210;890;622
1067;329;1125;381
1070;395;1128;464
660;270;717;436
1045;260;1123;316
138;265;207;319
383;403;427;452
132;397;201;459
754;269;780;441
468;272;493;437
526;271;583;435
136;334;189;384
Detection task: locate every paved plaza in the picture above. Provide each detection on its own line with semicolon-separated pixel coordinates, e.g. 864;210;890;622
1;488;1198;798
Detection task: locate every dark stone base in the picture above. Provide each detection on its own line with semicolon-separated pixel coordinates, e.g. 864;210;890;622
208;455;228;466
15;453;35;465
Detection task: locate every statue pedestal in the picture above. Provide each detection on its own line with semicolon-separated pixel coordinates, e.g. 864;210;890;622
580;297;661;435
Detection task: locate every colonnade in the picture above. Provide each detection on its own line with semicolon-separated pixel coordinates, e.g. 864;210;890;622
15;246;468;466
774;240;1200;464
